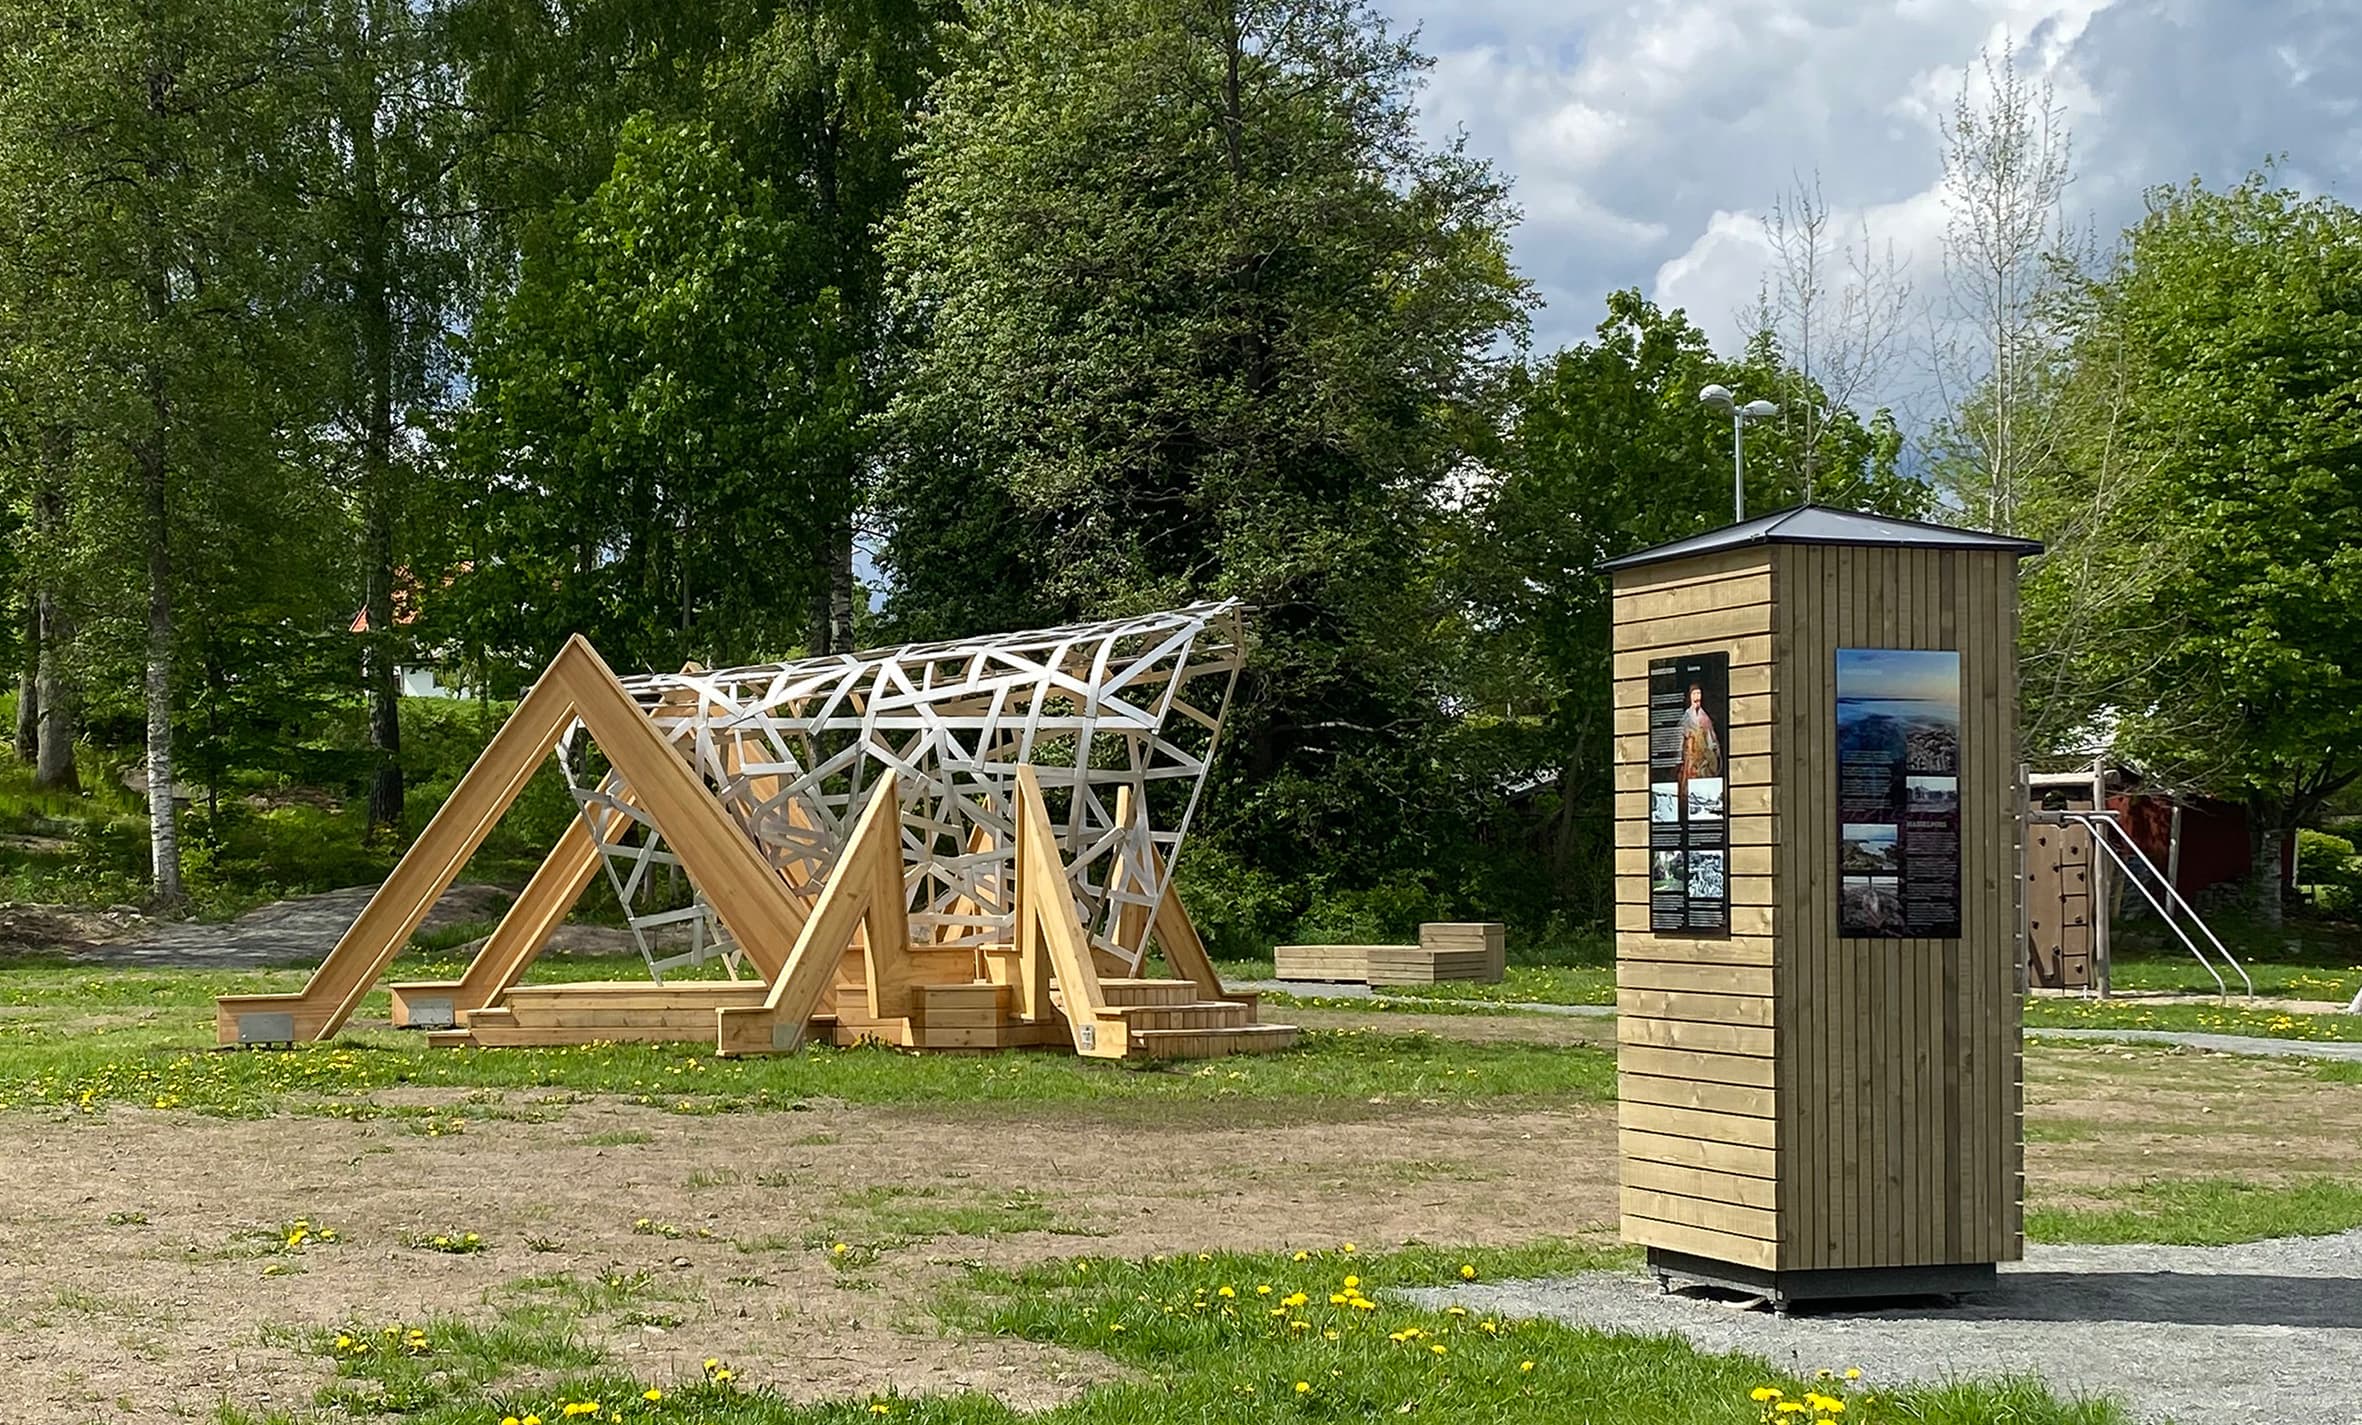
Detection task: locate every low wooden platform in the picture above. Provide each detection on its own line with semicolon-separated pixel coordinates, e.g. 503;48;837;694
418;971;1298;1061
1275;922;1505;986
1271;944;1376;981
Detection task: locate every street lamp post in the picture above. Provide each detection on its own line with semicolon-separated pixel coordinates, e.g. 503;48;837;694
1698;384;1779;522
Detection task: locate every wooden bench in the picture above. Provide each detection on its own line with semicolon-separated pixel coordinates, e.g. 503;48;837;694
1273;922;1505;986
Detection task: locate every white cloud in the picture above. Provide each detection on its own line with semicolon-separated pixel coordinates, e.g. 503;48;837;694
1385;0;2362;404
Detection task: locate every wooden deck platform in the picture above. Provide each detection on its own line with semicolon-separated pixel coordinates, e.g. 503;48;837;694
419;970;1298;1061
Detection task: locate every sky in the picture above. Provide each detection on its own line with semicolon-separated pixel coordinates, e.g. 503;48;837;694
1378;0;2362;415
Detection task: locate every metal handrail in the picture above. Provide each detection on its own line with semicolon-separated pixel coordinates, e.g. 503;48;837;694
2054;810;2254;998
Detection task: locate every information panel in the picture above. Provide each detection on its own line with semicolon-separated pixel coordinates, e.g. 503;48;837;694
1836;648;1962;938
1648;652;1729;934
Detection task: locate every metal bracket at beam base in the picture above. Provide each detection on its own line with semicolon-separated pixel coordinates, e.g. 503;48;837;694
234;1012;297;1045
1646;1248;1998;1314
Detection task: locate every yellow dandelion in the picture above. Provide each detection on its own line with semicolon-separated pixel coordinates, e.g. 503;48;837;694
642;1390;662;1403
1752;1388;1784;1403
1460;1263;1476;1279
1430;1344;1448;1356
1520;1361;1535;1372
1295;1382;1311;1394
1344;1274;1360;1289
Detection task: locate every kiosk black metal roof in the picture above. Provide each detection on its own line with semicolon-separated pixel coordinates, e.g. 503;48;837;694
1602;504;2043;572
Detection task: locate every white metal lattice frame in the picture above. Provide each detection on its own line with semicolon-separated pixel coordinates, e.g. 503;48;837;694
553;602;1245;978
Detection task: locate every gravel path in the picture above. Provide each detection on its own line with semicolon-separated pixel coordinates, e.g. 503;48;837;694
1244;980;2362;1060
1403;1229;2362;1423
2031;1025;2362;1062
61;884;515;969
1232;978;1616;1018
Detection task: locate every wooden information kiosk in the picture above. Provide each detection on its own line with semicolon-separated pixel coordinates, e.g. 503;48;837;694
1605;505;2041;1309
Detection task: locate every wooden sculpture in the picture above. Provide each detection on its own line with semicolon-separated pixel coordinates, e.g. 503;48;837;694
216;605;1295;1062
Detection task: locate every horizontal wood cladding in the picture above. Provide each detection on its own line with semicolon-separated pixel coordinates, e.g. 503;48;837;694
1617;988;1776;1028
1615;935;1777;967
1618;1043;1777;1088
1616;959;1774;996
1612;637;1772;683
1609;547;1775;595
1621;1073;1776;1118
1621;1128;1777;1180
1618;1217;1779;1271
1623;1186;1779;1241
1613;603;1775;653
1624;1158;1779;1211
1612;548;1786;1267
1618;1013;1774;1059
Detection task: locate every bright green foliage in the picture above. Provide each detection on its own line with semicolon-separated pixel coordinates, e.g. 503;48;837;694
457;116;859;674
224;1244;2135;1423
1454;292;1922;916
2020;176;2362;863
880;0;1531;937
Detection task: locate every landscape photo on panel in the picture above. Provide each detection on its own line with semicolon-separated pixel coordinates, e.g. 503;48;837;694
1646;651;1730;933
1835;648;1962;937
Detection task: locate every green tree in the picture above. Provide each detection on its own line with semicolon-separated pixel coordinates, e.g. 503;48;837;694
2018;175;2362;921
296;0;474;835
714;0;952;652
456;115;857;675
1457;290;1922;921
880;0;1532;911
0;0;320;903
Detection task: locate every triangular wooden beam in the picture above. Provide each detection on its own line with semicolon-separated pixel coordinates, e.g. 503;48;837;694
1013;764;1124;1058
717;774;912;1055
216;636;812;1046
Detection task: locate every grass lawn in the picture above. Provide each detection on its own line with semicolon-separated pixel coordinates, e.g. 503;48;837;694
2027;1177;2362;1246
1218;959;1616;1008
0;956;1618;1118
2100;910;2362;1001
2023;995;2362;1042
214;1244;2132;1425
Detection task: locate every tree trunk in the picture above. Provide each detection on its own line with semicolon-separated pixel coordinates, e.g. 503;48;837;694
2250;816;2284;929
143;440;182;905
13;595;37;763
348;7;405;837
808;538;836;655
829;515;855;652
31;441;77;792
34;594;75;793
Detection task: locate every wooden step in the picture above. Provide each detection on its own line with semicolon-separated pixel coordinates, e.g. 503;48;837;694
1106;1000;1256;1031
1095;977;1201;1007
503;980;772;1012
1273;944;1384;981
1367;945;1503;985
1126;1023;1301;1060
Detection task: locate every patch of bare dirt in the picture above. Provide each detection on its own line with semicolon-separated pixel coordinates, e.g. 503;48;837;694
2024;1042;2362;1193
0;1095;1617;1422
